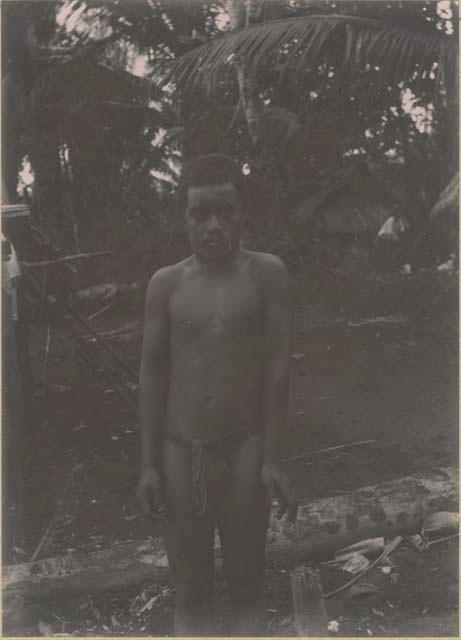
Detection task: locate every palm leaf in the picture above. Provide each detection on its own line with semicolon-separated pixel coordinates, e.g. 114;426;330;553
158;14;456;96
260;105;304;155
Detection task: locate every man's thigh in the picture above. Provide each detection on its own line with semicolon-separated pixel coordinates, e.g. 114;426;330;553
162;439;215;599
217;434;270;587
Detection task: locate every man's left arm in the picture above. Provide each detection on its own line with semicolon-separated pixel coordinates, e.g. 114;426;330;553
260;254;297;521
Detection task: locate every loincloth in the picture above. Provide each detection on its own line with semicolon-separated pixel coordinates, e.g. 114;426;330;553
164;429;256;516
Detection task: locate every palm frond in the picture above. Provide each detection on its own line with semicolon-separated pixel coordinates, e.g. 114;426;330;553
159;14;456;95
430;173;459;220
261;106;304;154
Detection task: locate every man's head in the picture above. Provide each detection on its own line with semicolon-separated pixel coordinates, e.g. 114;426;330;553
177;154;246;262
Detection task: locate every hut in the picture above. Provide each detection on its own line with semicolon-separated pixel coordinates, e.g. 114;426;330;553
295;161;401;273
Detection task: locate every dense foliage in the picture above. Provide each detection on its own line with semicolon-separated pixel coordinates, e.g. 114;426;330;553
2;0;457;272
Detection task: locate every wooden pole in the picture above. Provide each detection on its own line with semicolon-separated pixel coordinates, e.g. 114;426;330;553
30;225;78;275
21;251;110;268
291;565;328;637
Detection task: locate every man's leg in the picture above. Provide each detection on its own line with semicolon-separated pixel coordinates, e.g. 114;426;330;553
162;439;216;636
217;434;270;636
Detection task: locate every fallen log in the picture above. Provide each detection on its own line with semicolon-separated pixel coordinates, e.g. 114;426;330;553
270;466;457;559
3;539;170;632
3;467;457;632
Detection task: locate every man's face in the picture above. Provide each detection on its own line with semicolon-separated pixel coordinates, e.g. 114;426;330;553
185;182;244;261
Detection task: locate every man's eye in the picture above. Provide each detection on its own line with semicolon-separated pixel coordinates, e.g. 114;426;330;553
220;205;237;216
192;209;208;221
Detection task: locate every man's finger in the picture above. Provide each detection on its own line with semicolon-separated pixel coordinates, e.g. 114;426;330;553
287;501;298;524
137;487;152;515
276;499;287;519
275;482;288;518
152;485;163;508
275;476;297;519
281;476;296;501
264;477;276;506
280;480;297;513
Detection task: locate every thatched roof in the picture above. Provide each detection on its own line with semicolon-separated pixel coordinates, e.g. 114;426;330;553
429;173;459;220
296;162;400;236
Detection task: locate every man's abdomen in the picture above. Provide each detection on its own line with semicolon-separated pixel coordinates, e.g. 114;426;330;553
166;268;265;441
166;339;263;441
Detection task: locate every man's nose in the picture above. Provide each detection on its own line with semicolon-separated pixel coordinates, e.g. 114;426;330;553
207;214;223;231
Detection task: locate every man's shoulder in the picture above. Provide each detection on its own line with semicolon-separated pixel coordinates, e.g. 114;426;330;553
147;257;194;297
244;249;288;275
244;250;290;299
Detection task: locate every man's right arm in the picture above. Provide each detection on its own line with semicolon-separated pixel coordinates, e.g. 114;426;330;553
137;268;171;514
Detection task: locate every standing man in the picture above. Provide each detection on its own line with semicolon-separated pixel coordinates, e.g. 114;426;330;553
137;154;297;636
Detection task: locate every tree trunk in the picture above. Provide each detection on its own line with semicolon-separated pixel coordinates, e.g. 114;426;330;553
236;63;262;146
226;0;262;147
3;467;457;633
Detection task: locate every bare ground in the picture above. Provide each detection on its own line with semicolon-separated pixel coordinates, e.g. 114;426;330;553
7;268;458;636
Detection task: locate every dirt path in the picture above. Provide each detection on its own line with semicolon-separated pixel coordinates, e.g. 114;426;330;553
9;271;458;636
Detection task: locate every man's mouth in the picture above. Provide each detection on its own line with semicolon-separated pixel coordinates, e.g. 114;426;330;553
204;238;226;248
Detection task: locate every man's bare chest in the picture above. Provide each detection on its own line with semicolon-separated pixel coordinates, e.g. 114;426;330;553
169;274;263;341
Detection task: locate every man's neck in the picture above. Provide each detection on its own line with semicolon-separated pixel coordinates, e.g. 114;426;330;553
193;247;242;275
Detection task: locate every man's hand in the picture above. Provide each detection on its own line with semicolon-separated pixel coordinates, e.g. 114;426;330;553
137;466;164;515
261;461;298;523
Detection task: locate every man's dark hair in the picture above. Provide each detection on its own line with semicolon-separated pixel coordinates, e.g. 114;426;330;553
177;154;246;213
